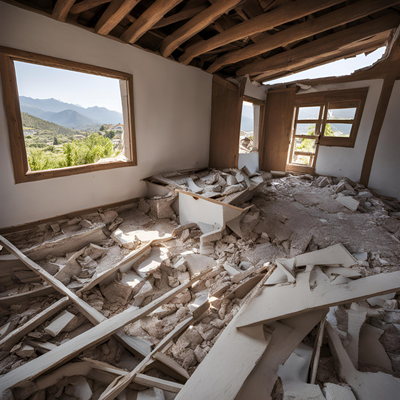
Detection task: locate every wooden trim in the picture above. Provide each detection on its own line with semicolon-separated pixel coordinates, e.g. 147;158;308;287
0;197;139;235
0;46;137;184
70;0;111;14
242;95;265;106
52;0;76;22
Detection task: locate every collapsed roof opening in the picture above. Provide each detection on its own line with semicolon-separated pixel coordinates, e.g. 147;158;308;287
262;47;387;86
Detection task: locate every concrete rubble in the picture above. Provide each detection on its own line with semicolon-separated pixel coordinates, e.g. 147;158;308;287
0;169;399;399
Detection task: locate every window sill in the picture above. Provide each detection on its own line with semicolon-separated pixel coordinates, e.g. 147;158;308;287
16;160;137;184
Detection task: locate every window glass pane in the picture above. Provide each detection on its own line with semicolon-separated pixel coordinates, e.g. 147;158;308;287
240;101;254;153
294;138;316;154
298;106;320;120
295;123;317;136
292;154;311;165
14;61;126;172
327;107;356;120
324;123;352;137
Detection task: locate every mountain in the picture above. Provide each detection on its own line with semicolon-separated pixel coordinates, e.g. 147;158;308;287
48;109;97;129
19;96;123;127
21;112;77;138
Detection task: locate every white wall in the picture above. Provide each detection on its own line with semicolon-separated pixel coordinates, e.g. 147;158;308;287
0;3;212;228
297;80;383;183
368;80;400;200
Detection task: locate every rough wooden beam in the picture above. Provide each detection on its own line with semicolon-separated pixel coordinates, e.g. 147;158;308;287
207;0;400;73
95;0;141;35
52;0;76;21
160;0;243;58
236;14;399;77
152;5;207;29
360;35;400;186
70;0;110;14
0;267;211;390
179;0;347;65
120;0;185;44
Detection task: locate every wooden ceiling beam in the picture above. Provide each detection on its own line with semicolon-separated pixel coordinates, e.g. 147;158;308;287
159;0;243;58
52;0;76;21
120;0;185;44
179;0;348;65
237;13;400;77
207;0;400;73
95;0;141;36
152;5;207;29
70;0;110;14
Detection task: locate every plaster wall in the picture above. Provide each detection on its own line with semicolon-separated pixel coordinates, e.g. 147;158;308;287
0;3;212;228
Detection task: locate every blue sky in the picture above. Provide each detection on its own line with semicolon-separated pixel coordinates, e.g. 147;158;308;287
14;61;123;112
264;47;386;85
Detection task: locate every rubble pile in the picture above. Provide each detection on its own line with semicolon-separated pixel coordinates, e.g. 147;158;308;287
0;169;399;399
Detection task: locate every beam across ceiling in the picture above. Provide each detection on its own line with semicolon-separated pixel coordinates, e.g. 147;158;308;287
69;0;110;14
207;0;400;73
159;0;243;58
120;0;185;44
235;13;400;78
95;0;141;36
178;0;347;65
52;0;76;21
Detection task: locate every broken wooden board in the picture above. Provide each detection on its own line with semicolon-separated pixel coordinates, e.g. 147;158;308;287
0;267;211;390
326;323;400;400
0;285;56;306
344;308;367;369
236;310;327;400
0;297;69;351
235;268;400;328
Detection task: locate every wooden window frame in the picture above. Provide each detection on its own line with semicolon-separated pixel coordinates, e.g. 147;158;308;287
0;46;137;184
294;87;368;148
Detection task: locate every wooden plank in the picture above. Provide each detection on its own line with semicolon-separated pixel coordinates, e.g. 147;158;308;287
0;286;56;306
360;37;400;186
259;87;296;172
209;76;241;169
0;267;210;390
179;0;347;65
120;0;185;44
95;0;141;35
235;267;400;328
52;0;76;21
70;0;111;14
207;0;400;73
309;319;326;385
99;316;194;399
152;5;207;29
236;310;327;400
134;374;183;393
236;14;400;77
0;297;70;351
152;352;190;380
160;0;243;58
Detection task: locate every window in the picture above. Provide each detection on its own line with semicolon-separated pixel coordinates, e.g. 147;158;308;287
239;95;264;154
0;46;136;183
288;88;368;171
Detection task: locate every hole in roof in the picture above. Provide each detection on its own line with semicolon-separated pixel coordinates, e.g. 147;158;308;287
262;47;387;86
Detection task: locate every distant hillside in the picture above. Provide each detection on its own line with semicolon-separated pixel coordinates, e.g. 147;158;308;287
19;96;123;127
21;112;76;138
48;109;97;129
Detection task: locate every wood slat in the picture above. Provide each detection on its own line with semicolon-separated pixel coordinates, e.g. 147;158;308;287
52;0;76;21
160;0;243;58
70;0;111;14
0;265;211;390
120;0;185;44
207;0;400;73
152;5;207;29
99;316;194;399
95;0;141;35
237;13;400;77
179;0;347;65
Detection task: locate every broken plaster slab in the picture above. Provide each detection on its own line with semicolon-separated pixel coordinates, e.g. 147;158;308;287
44;310;76;337
336;195;360;211
265;258;295;285
135;247;169;278
323;383;356;400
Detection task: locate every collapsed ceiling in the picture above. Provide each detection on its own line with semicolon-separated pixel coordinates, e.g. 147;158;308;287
3;0;400;83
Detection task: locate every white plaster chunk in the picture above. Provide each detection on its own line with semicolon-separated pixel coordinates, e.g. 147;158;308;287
223;263;240;276
44;310;76;337
336;195;359;211
184;254;216;276
15;344;35;359
135;247;169;278
323;383;356;400
367;292;396;307
65;376;92;400
137;387;165;400
120;271;143;289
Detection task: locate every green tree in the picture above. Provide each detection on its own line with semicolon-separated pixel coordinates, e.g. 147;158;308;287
53;136;59;145
100;125;105;131
105;130;115;139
